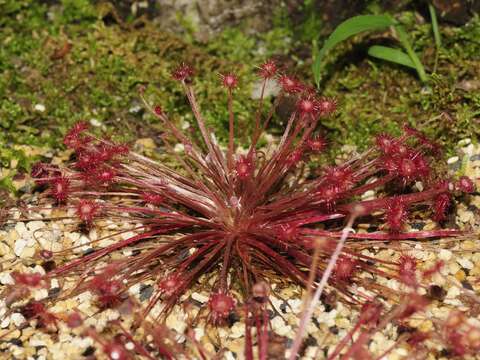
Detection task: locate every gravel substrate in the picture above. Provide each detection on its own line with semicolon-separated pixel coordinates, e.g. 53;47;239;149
0;138;479;360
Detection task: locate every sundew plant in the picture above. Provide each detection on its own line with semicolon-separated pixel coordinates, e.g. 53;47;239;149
1;60;479;359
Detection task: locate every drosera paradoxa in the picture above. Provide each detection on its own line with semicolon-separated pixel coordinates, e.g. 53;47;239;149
1;59;478;359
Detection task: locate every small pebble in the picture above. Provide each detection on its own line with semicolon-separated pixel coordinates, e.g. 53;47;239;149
438;249;452;261
34;289;49;301
34;104;46;112
139;285;153;301
447;156;459;164
0;317;10;328
229;322;244;339
462;144;475;156
73;235;91;253
455;270;466;282
415;181;424;191
11;313;26;327
121;231;136;240
457;257;474;270
0;272;14;285
361;190;375;200
14;239;27;257
29;338;46;347
14;222;28;237
445;286;461;300
458;138;471;146
27;220;46;232
224;351;235;360
191;292;209;304
129;104;142;114
287;298;302;313
193;327;204;341
89;118;102;127
66;232;81;242
458;209;474;223
448;262;461;275
271;316;291;336
174;143;185;153
251;79;281;100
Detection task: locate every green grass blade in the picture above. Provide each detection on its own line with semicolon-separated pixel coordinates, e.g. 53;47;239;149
394;25;428;83
428;3;441;73
428;3;441;48
368;45;417;69
313;14;397;86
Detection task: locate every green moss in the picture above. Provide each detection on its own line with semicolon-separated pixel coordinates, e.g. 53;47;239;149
0;0;479;193
58;0;97;24
295;0;323;43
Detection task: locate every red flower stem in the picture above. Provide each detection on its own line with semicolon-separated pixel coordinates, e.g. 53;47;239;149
249;90;283;156
209;139;232;192
227;88;235;172
184;84;225;173
298;117;318;146
277;111;297;150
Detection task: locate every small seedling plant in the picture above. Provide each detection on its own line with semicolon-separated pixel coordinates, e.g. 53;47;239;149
1;60;478;359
